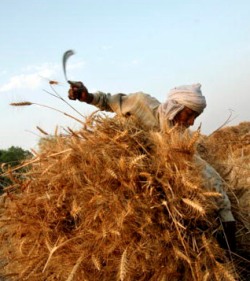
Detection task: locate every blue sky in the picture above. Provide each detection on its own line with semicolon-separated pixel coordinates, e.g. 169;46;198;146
0;0;249;150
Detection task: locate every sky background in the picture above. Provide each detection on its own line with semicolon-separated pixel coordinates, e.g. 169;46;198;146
0;0;249;150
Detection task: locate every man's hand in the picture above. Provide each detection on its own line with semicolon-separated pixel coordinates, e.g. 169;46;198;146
222;221;237;252
68;81;90;102
216;221;237;252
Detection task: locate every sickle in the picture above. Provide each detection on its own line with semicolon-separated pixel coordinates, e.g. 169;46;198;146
62;49;75;83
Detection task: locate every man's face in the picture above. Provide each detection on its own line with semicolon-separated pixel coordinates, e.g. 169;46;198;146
173;106;199;128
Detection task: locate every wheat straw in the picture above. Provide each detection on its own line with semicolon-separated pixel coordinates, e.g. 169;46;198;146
119;248;128;281
0;115;248;280
182;198;205;215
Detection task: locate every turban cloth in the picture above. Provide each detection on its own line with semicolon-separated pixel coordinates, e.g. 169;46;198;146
158;83;207;121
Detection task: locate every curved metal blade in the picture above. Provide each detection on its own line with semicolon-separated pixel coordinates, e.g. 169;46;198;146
62;49;75;83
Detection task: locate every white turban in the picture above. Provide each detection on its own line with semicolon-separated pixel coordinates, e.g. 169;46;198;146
158;83;206;121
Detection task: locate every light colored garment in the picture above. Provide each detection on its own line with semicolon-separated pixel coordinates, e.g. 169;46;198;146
195;155;235;222
90;91;234;222
92;91;161;129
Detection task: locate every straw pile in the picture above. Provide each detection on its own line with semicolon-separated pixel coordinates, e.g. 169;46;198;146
0;115;248;281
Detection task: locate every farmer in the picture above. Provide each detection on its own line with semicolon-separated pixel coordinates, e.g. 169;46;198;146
68;82;236;251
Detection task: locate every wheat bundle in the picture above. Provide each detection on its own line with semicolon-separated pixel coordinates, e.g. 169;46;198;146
0;115;241;280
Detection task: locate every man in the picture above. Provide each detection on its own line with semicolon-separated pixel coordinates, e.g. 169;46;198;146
68;82;204;130
68;81;236;251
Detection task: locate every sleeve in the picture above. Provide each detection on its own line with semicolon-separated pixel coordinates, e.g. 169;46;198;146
89;91;161;129
90;91;127;114
195;155;235;222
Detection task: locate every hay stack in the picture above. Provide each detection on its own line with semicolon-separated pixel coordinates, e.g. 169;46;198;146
199;122;250;189
0;115;244;280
